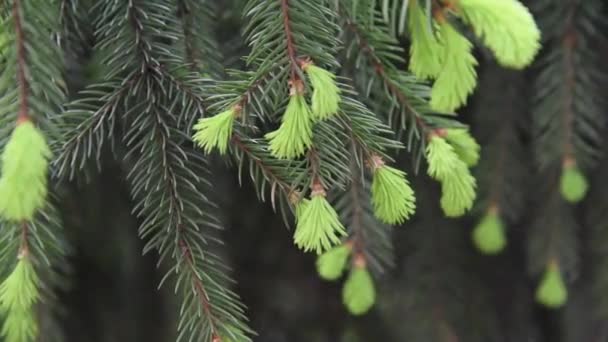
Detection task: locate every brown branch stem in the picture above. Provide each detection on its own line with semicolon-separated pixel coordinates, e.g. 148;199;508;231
342;16;431;137
280;0;300;82
13;0;29;123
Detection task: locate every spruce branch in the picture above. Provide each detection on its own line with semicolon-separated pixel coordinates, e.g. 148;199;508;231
124;79;252;341
336;149;394;276
55;78;135;178
343;15;430;135
0;8;67;328
469;64;530;254
54;0;254;339
532;0;606;171
338;1;465;169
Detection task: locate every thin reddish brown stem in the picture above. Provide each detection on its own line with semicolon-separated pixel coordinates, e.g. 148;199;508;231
307;148;323;190
348;145;365;256
230;134;292;193
13;0;29;123
149;102;220;339
561;26;576;161
280;0;300;82
343;18;430;136
178;239;219;338
19;221;29;258
236;68;277;109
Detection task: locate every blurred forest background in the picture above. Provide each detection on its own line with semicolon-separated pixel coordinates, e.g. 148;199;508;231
44;1;608;342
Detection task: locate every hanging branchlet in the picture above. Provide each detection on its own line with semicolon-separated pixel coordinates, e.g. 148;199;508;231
342;254;376;315
369;155;416;225
266;81;314;159
193;105;241;155
0;255;40;342
339;1;461;167
0;0;66;340
300;59;341;120
333;150;396;279
560;157;588;203
472;204;506;254
535;259;568;309
316;241;353;281
531;0;605;176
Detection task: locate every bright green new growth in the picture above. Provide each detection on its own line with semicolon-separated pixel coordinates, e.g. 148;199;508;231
430;22;478;113
560;163;588;203
439;165;477;217
0;259;39;314
193;107;237;155
426;136;477;217
316;244;352;281
535;262;568;309
0;121;51;221
426;135;461;180
294;198;310;221
266;95;314;159
371;165;416;224
0;259;40;342
472;209;506;254
457;0;541;69
342;264;376;316
408;1;443;79
444;128;480;167
294;191;347;254
1;311;37;342
304;64;341;120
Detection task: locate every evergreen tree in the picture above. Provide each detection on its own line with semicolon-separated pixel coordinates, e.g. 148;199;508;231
0;0;606;341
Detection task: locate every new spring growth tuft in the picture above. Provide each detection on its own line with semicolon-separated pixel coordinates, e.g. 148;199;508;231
560;158;588;203
430;20;478;113
426;134;461;180
0;257;40;342
266;82;314;159
0;120;51;221
457;0;541;69
342;255;376;316
316;242;352;281
472;205;506;254
370;155;416;224
426;134;477;217
439;167;477;217
535;260;568;309
294;183;347;254
301;60;341;120
408;0;443;79
193;105;240;155
444;128;480;167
